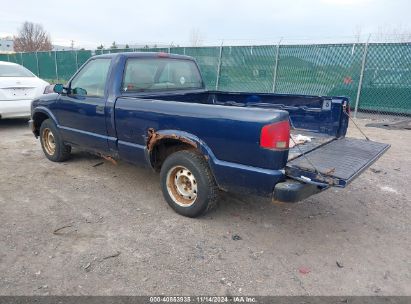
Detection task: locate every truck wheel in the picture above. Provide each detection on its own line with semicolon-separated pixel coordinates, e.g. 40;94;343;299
160;150;218;217
40;119;71;162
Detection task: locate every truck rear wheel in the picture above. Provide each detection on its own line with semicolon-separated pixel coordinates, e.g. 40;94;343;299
40;119;71;162
160;150;218;217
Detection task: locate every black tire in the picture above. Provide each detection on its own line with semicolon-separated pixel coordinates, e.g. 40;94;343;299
39;119;71;162
160;150;218;217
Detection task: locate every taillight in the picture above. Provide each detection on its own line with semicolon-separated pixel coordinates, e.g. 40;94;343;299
260;120;290;150
344;101;350;115
43;85;54;94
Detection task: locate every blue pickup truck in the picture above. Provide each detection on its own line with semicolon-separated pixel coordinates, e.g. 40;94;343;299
30;52;389;217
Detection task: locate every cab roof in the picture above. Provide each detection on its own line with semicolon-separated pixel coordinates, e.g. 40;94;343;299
93;52;194;61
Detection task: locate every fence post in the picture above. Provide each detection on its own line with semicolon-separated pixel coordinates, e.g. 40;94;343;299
354;35;370;118
215;42;223;90
75;50;79;69
54;51;59;81
168;47;171;53
183;47;186;55
35;52;40;76
271;39;282;93
20;52;24;66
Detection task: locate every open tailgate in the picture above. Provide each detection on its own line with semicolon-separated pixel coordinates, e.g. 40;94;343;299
285;138;390;187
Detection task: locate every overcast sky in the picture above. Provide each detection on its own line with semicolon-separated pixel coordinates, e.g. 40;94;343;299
1;0;410;48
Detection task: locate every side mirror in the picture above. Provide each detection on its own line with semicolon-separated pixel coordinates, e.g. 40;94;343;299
72;87;87;96
53;84;64;94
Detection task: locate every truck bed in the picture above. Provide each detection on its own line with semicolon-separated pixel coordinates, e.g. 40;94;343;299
134;90;348;164
288;130;335;161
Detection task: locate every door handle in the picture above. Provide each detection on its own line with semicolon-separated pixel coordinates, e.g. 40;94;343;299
96;105;105;114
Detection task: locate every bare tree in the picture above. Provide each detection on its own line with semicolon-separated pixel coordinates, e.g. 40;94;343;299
373;25;411;42
110;41;118;49
352;25;411;43
14;22;52;52
189;28;204;47
353;25;362;43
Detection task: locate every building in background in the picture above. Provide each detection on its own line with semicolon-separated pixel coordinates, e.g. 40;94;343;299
52;45;79;51
0;37;14;54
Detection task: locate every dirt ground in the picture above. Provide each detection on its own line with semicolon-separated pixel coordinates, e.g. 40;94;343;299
0;118;410;296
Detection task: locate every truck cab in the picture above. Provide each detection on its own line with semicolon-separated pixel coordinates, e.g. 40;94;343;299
30;52;389;217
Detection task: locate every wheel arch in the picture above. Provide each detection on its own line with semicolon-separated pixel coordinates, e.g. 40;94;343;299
32;107;58;137
146;129;215;172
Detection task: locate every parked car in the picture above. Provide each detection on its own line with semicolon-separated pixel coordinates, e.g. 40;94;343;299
0;61;49;119
29;52;389;217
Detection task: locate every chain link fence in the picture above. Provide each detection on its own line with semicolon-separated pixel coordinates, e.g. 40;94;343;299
1;42;410;118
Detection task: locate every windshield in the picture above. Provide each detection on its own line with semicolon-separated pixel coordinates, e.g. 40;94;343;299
0;64;35;77
122;58;203;92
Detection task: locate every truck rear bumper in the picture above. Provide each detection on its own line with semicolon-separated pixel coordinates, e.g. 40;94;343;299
210;159;285;197
273;179;323;203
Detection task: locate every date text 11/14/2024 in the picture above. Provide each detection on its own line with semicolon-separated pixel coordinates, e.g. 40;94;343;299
149;296;257;303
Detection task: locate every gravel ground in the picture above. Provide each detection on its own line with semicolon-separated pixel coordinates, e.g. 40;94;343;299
0;118;410;296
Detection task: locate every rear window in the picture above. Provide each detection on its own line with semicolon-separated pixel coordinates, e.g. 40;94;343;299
0;64;35;77
122;58;203;92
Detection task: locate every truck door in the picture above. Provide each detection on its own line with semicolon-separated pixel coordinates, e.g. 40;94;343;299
52;58;112;153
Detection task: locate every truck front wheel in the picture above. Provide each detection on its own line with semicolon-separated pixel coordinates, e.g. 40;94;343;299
160;150;218;217
40;119;71;162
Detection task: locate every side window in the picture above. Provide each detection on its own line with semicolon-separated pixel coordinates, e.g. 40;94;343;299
70;58;111;97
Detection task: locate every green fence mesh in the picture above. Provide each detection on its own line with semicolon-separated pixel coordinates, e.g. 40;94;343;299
56;51;77;81
36;52;57;81
276;44;365;104
76;50;93;69
0;54;8;62
6;53;22;64
219;45;277;92
1;43;410;115
185;47;221;89
360;43;411;114
21;52;38;75
170;47;185;55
